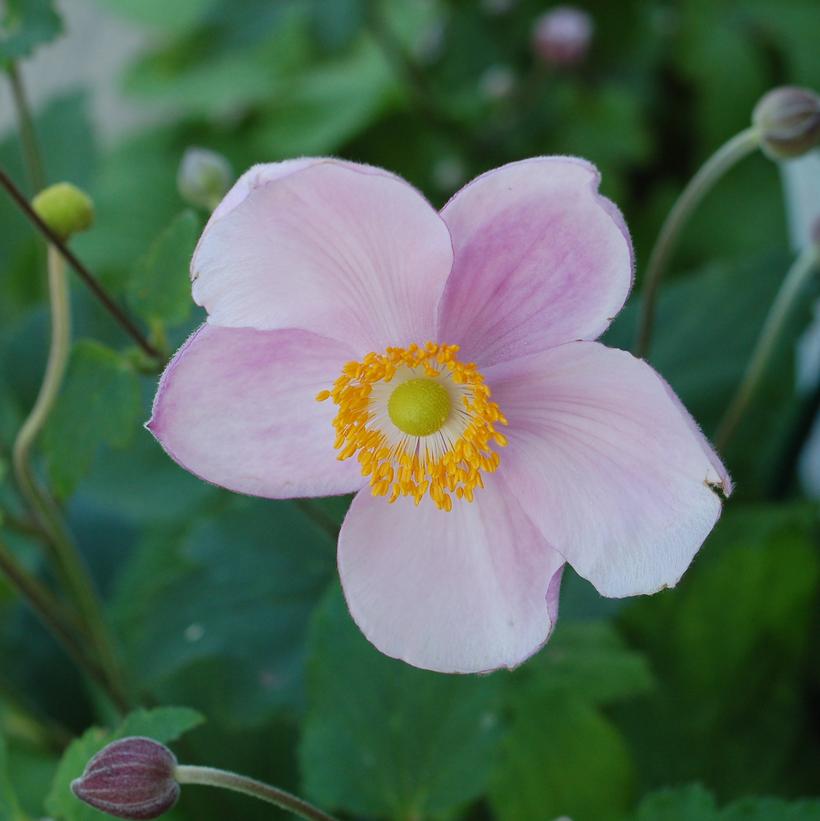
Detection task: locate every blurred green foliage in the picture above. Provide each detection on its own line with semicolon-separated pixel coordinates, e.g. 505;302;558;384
1;0;819;819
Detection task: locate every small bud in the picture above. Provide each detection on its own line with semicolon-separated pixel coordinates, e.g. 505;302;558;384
71;737;180;820
479;65;516;101
177;147;233;210
753;86;820;160
32;182;94;241
532;6;593;68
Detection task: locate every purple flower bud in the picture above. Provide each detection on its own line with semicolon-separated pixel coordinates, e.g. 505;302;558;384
532;6;593;68
71;737;180;820
753;86;820;160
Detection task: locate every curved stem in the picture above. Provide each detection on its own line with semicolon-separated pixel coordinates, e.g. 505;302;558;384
11;246;130;713
175;766;339;821
715;247;819;450
0;167;161;361
0;535;114;701
7;63;46;193
635;127;761;357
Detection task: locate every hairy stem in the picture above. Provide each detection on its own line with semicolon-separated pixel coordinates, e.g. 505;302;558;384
715;247;818;450
11;246;130;713
635;127;761;357
175;766;339;821
0;167;161;361
7;63;46;193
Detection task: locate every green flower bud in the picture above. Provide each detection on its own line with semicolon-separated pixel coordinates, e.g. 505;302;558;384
32;182;94;240
753;86;820;161
177;147;233;210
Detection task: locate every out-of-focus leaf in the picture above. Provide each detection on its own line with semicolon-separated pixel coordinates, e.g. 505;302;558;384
43;340;141;498
127;210;198;327
311;0;365;51
617;504;820;796
633;784;820;820
519;620;654;706
490;690;634;821
0;733;23;821
0;0;62;62
300;586;504;819
111;496;336;727
45;706;202;821
249;39;398;158
91;0;211;32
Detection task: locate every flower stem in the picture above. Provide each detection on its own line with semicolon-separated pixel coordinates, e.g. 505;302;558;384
0;534;117;704
0;167;161;361
6;63;46;193
11;246;131;713
635;127;761;357
715;246;819;450
175;766;339;821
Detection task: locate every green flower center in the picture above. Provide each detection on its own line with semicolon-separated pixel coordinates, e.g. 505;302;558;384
387;378;452;436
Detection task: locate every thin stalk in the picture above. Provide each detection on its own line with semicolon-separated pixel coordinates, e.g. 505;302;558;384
715;247;818;450
0;167;161;361
635;127;761;357
7;63;46;193
175;766;339;821
0;535;116;704
12;246;130;713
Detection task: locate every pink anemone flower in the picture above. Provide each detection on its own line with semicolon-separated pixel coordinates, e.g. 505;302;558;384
148;157;731;674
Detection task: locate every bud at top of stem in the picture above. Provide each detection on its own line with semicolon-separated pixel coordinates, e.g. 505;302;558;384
532;6;593;68
753;86;820;161
177;147;233;210
32;182;94;241
71;737;180;820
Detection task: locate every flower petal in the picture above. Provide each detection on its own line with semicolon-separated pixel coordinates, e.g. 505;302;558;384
438;157;633;367
192;159;454;355
338;474;565;673
487;342;731;598
148;324;364;499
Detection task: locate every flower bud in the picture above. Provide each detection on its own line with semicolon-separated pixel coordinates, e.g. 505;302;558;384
177;147;233;210
753;86;820;160
71;737;180;820
532;6;593;68
32;182;94;241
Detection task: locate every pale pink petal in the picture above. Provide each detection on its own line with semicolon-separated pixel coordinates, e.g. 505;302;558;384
486;342;731;598
438;157;633;367
338;474;566;673
192;159;454;355
148;324;364;499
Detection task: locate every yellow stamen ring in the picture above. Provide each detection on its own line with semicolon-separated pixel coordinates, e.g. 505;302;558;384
317;342;507;511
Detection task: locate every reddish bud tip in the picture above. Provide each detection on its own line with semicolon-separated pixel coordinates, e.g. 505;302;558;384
532;6;593;68
71;737;180;820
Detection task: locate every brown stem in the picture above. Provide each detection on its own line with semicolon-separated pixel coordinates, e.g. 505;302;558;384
0;167;161;360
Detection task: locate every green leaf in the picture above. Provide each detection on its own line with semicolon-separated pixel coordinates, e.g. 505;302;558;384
0;0;62;62
127;210;199;327
634;784;718;820
45;706;203;821
310;0;365;51
111;496;336;727
0;733;24;821
617;504;820;796
490;691;634;821
300;586;504;819
519;620;653;706
633;785;820;820
43;340;141;498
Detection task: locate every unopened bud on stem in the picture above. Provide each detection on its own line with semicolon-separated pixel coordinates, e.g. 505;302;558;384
532;6;593;68
177;147;233;210
71;737;180;820
32;182;94;241
753;86;820;160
